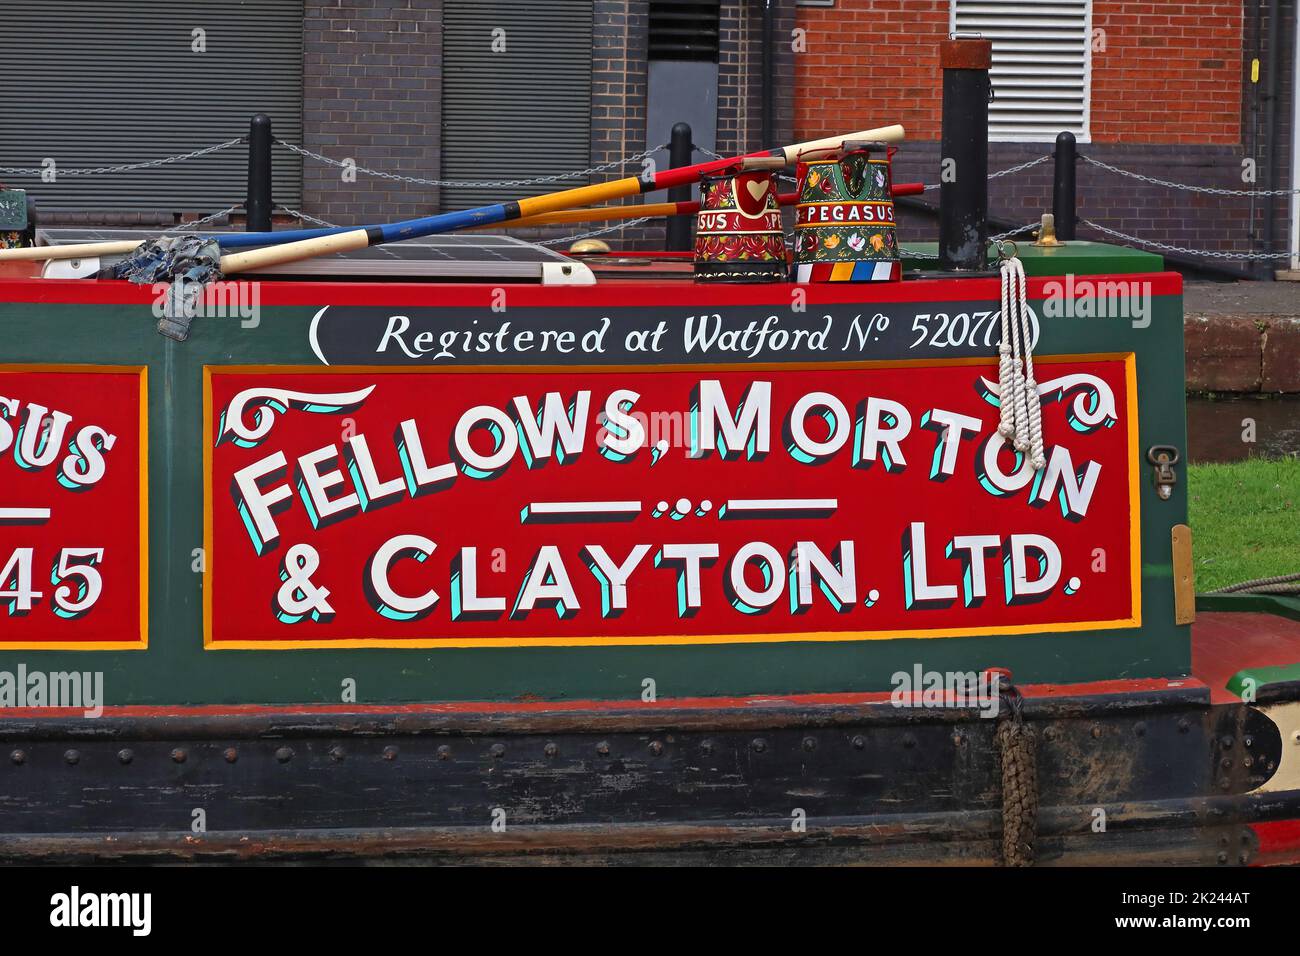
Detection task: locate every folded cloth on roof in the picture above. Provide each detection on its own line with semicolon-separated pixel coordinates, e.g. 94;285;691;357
108;235;223;342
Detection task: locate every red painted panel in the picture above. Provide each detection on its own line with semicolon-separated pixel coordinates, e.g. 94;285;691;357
1193;611;1300;703
0;367;147;648
205;358;1137;648
1250;820;1300;866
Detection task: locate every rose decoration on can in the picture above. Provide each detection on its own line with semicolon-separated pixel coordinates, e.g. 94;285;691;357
693;167;787;283
793;141;901;283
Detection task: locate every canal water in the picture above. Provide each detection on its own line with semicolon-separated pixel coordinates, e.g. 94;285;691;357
1186;395;1300;462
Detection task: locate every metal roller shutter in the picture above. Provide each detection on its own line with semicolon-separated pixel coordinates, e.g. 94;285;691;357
0;0;304;214
441;0;593;210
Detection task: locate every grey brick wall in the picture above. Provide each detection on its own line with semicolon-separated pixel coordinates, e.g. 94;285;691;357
893;141;1281;276
301;0;443;227
717;0;795;157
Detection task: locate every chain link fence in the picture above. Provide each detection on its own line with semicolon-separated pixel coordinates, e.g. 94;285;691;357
0;139;244;179
1080;154;1300;198
275;140;665;191
8;133;1298;264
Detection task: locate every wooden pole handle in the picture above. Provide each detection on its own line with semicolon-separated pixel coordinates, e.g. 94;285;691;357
783;124;905;162
0;240;144;262
219;228;371;275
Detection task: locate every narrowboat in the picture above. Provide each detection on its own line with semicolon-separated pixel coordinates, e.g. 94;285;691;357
0;38;1297;868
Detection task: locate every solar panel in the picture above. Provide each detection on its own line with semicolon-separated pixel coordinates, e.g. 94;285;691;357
34;229;594;284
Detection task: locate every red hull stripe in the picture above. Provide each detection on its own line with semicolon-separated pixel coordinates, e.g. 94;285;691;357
0;272;1184;308
0;676;1199;720
1250;820;1300;866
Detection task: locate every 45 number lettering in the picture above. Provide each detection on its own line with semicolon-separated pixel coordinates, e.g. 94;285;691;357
0;547;104;618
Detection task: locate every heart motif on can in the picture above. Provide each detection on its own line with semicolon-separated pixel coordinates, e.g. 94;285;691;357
745;180;770;201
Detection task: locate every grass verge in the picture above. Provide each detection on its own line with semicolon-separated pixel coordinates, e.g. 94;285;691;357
1188;457;1300;592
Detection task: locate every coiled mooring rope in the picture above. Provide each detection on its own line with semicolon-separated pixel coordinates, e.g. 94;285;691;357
995;676;1038;867
1208;571;1300;595
997;249;1046;471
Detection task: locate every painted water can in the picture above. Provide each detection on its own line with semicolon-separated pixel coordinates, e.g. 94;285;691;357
693;167;787;282
793;142;900;282
0;189;30;250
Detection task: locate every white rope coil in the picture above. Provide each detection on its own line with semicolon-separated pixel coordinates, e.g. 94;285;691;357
997;253;1046;471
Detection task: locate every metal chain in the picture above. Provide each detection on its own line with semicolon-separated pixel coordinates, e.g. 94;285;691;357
1081;154;1300;197
924;154;1053;191
162;203;242;233
0;138;243;178
989;154;1052;181
276;140;666;189
990;222;1041;241
274;204;340;228
901;222;1041;260
1082;218;1294;260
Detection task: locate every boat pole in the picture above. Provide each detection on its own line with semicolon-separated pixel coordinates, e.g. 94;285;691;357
215;124;905;276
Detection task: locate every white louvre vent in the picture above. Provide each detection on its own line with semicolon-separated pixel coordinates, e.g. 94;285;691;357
951;0;1092;143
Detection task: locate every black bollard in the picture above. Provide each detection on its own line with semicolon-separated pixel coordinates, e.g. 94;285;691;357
938;37;992;271
1053;131;1077;241
246;114;273;233
666;122;693;252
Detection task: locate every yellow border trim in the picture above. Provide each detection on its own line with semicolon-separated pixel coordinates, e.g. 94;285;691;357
203;355;1142;650
0;364;149;651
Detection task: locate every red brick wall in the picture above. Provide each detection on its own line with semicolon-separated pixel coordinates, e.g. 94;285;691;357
794;0;1244;146
794;0;947;143
1091;1;1242;144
